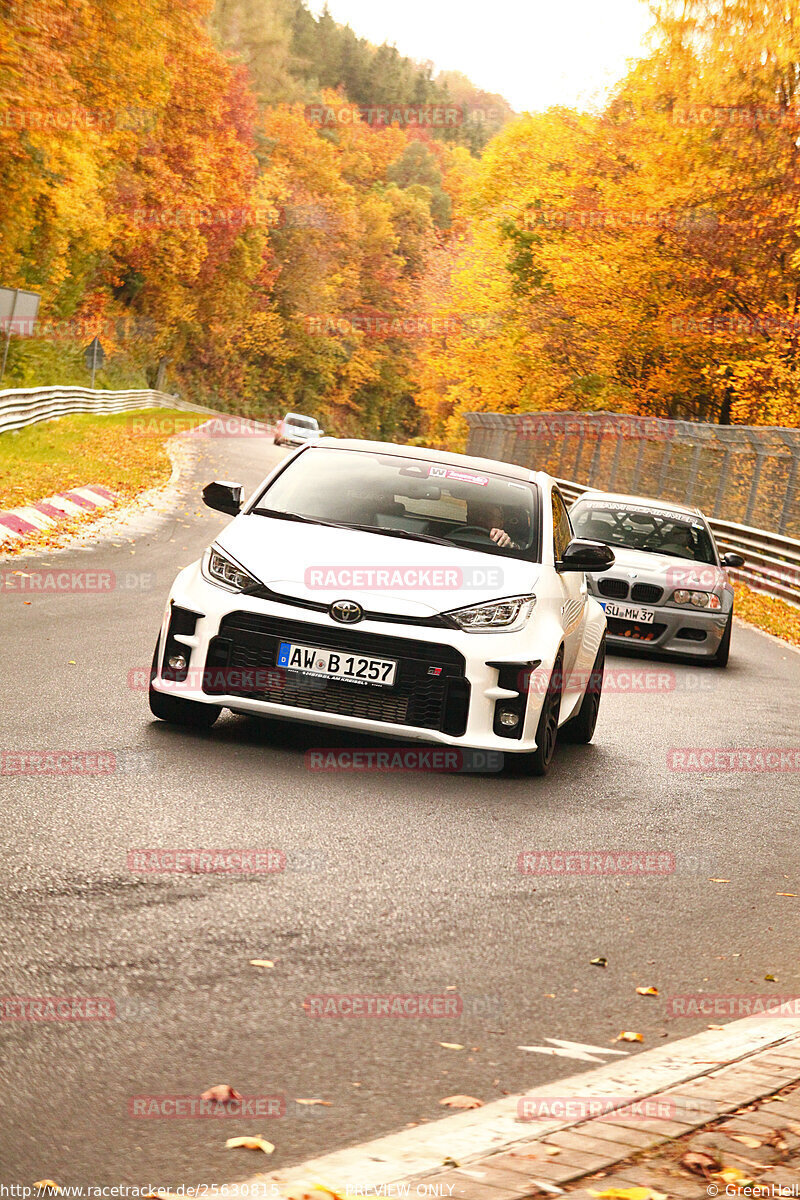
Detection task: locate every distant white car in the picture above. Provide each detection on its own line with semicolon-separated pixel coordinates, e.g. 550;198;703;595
149;440;614;775
569;491;744;666
274;412;321;447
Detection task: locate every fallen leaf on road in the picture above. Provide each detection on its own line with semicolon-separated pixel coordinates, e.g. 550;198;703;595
225;1136;274;1153
680;1150;717;1175
295;1098;332;1106
730;1135;761;1148
615;1031;643;1042
776;893;797;897
709;878;730;883
589;1188;666;1200
590;956;608;967
439;1095;483;1109
779;1119;800;1136
33;1185;62;1194
438;1042;464;1050
201;1084;241;1102
708;1024;725;1030
714;1167;753;1187
635;986;659;996
765;974;777;981
249;959;274;968
762;1129;788;1150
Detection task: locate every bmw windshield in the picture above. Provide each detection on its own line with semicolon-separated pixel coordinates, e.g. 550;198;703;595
571;499;716;564
253;447;541;562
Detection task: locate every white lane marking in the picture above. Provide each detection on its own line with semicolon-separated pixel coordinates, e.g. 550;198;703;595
517;1037;629;1062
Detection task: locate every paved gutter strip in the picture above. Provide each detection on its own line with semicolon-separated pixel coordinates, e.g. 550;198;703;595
205;1017;800;1199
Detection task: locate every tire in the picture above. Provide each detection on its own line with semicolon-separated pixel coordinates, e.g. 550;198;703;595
712;615;732;667
148;641;220;728
521;650;563;776
561;637;605;744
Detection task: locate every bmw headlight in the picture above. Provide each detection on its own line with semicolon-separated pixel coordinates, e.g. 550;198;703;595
671;589;721;609
202;547;259;592
445;594;537;634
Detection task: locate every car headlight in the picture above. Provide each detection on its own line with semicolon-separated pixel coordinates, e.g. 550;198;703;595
202;547;259;592
671;589;721;609
445;594;537;634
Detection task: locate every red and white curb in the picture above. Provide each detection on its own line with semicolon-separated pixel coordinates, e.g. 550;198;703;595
0;485;116;544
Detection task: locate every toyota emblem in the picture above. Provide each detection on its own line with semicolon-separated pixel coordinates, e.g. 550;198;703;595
330;598;364;624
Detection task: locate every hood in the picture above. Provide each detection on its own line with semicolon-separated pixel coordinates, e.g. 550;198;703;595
216;514;540;618
590;545;725;590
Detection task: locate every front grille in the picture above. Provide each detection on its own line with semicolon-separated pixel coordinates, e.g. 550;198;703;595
598;577;629;599
204;612;469;735
606;617;667;642
631;583;664;604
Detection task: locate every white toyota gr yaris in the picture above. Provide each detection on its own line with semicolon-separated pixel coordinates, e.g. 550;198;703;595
149;440;614;774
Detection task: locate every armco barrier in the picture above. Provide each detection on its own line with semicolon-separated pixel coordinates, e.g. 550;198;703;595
464;413;800;607
0;386;221;434
555;479;800;606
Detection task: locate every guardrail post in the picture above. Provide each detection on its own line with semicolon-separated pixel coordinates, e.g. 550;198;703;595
656;439;673;494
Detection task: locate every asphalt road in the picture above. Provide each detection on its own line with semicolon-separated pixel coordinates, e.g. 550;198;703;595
1;433;799;1188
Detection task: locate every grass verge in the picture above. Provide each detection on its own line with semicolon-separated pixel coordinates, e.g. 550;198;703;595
0;409;208;510
0;408;208;556
734;581;800;648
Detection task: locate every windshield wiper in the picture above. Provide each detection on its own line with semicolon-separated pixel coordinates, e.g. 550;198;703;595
250;507;345;530
344;523;452;547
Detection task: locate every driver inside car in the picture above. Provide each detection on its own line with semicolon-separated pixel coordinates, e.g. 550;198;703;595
659;523;695;558
466;500;517;549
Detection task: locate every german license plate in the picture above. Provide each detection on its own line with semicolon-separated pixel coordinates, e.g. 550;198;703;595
277;641;397;687
600;601;655;623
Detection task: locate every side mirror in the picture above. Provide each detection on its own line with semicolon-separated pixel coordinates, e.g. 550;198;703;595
559;538;615;573
721;551;744;568
202;480;243;516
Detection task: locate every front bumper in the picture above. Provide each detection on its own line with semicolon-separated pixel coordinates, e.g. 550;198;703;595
596;599;730;658
150;565;592;753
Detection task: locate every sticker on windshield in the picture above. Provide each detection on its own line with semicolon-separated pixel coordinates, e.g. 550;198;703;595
427;466;489;486
577;499;703;527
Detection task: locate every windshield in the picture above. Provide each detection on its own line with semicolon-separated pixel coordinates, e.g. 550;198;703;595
253;447;541;561
285;415;318;429
571;499;716;564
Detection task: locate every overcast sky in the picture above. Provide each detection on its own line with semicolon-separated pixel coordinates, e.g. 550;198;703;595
311;0;655;113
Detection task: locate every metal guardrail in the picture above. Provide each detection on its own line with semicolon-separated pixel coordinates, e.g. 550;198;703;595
557;479;800;607
0;386;220;435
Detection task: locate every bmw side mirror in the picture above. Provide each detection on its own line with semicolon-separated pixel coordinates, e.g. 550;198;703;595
721;551;744;568
559;538;615;573
202;481;243;516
